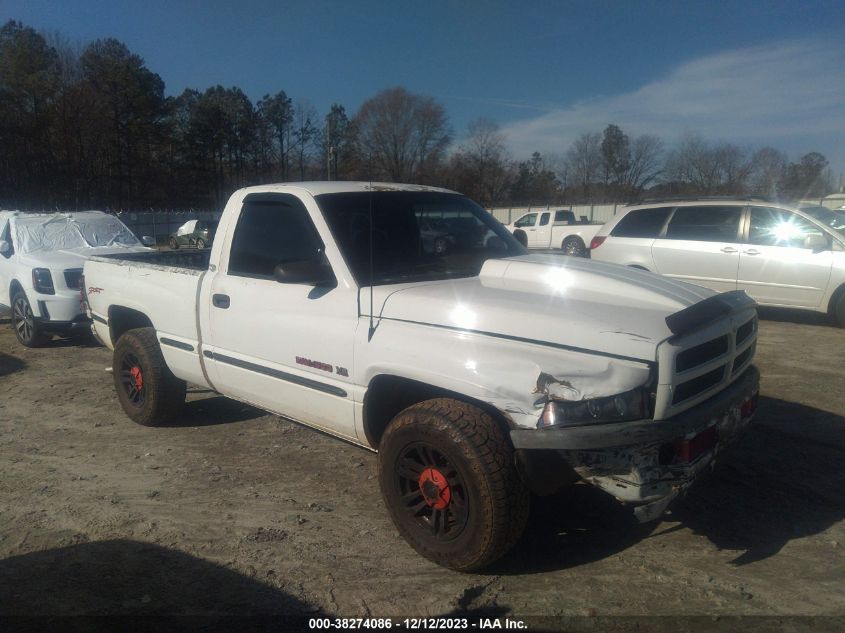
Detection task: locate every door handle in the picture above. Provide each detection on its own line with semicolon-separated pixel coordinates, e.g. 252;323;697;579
720;247;738;253
743;249;760;255
212;293;230;309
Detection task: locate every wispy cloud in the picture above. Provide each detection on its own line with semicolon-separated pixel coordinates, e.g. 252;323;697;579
499;39;845;169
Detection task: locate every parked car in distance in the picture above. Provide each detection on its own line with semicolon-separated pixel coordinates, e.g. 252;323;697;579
83;182;759;571
590;198;845;325
505;209;603;256
168;219;218;250
0;210;153;346
799;205;845;233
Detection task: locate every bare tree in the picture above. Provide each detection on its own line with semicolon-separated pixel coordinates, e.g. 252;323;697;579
354;86;450;182
624;134;663;191
566;132;602;201
292;99;317;180
748;146;787;197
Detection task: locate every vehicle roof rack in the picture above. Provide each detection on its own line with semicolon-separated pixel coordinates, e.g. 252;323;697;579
630;195;773;205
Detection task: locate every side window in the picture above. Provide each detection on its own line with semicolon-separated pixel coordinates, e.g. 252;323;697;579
665;206;742;243
539;212;550;226
554;211;567;223
748;207;826;248
611;207;672;238
228;196;324;278
514;213;537;228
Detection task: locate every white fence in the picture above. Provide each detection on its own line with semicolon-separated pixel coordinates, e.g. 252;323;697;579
488;204;623;226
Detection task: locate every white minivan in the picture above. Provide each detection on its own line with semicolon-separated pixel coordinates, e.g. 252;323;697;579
590;198;845;326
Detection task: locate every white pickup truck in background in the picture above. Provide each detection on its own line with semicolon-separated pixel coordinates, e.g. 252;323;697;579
83;182;760;571
505;209;604;256
0;210;153;347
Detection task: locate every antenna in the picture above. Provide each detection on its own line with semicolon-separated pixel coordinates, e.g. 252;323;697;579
367;173;376;342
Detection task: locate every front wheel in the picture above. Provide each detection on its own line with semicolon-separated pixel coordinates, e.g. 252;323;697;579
196;238;206;250
11;290;48;347
562;236;587;257
113;327;186;426
169;237;179;250
378;398;529;571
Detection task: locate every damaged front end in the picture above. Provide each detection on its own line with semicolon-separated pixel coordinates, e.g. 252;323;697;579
511;364;760;523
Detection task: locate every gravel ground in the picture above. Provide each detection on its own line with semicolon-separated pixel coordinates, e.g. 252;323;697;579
0;308;843;626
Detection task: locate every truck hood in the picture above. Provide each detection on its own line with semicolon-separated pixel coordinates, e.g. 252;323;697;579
363;255;715;361
17;245;151;270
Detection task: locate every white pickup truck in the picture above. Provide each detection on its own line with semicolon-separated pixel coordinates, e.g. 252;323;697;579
505;209;604;256
83;182;760;571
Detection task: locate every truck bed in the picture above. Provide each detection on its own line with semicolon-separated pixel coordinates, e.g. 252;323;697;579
92;249;210;273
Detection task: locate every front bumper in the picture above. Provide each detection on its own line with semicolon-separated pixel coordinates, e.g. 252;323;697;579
510;365;759;521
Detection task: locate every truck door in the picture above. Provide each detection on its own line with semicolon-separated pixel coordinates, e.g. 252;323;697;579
202;193;358;441
536;212;551;247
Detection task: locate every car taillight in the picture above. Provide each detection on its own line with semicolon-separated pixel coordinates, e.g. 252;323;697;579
590;236;607;250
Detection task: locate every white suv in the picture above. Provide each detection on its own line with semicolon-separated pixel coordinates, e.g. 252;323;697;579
590;198;845;326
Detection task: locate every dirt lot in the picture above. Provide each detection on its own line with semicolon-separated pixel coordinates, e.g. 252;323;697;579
0;308;844;625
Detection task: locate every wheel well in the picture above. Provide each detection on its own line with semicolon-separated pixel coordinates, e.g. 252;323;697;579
9;279;23;301
362;375;513;449
828;283;845;315
108;306;154;345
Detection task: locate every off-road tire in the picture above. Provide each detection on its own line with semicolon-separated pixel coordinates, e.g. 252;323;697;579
113;327;186;426
11;290;48;347
196;238;206;250
169;237;179;250
378;398;529;571
513;229;528;247
562;236;587;257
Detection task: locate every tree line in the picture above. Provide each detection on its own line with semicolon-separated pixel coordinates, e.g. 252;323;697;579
0;20;835;211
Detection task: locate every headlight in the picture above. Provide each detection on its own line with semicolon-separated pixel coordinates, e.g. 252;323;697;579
537;388;649;428
32;268;55;295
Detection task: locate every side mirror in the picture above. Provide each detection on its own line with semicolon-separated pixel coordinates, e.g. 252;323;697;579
273;257;335;286
0;240;9;254
804;233;828;252
141;236;156;246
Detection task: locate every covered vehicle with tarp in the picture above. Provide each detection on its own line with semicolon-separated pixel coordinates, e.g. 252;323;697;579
0;210;152;347
168;219;218;250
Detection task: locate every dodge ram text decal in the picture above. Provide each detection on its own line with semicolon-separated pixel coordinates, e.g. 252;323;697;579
296;356;348;377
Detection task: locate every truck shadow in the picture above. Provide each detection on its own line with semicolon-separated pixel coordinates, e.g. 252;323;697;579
495;396;845;574
0;539;319;616
0;351;26;377
164;395;267;428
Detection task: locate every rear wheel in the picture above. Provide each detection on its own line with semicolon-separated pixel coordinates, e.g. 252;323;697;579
562;236;587;257
169;237;179;250
11;290;48;347
113;327;186;426
378;398;529;571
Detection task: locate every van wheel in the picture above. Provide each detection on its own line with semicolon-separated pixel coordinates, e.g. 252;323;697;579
11;290;48;347
378;398;529;571
562;236;587;257
113;327;186;426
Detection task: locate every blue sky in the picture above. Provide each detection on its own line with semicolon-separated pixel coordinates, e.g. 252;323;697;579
5;0;845;176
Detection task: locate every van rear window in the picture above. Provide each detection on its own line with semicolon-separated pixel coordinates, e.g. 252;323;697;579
610;208;672;238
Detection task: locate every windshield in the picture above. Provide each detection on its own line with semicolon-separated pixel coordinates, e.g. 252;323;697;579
800;206;845;235
317;191;527;285
14;213;141;254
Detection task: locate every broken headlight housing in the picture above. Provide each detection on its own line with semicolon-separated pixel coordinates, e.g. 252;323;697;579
537;388;649;428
